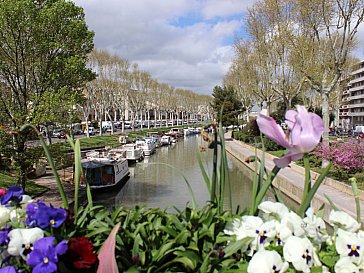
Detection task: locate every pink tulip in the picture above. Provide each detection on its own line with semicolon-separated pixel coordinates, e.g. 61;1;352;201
256;106;324;168
97;222;121;273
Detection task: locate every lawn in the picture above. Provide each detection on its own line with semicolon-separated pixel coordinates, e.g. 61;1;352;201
0;173;47;197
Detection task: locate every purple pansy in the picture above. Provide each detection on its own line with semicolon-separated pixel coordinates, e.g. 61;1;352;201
0;186;23;206
0;226;11;246
26;201;67;229
27;237;67;273
0;266;16;273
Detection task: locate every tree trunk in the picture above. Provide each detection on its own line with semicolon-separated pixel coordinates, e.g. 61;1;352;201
321;91;330;167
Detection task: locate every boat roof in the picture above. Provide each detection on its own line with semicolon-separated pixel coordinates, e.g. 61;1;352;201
81;159;114;169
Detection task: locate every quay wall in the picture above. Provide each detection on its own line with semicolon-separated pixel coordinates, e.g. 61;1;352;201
225;139;364;223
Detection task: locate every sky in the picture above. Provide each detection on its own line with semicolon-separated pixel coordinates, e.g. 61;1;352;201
72;0;258;95
73;0;364;96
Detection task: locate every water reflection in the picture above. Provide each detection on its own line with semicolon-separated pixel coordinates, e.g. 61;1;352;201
92;135;253;211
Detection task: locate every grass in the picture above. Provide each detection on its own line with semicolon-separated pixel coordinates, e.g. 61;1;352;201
0;173;47;197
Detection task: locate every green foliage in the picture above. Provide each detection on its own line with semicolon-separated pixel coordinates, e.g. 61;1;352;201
73;203;252;272
210;85;243;126
232;119;260;144
0;0;94;183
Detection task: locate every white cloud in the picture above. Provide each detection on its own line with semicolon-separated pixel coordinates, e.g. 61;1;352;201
73;0;256;95
201;0;258;19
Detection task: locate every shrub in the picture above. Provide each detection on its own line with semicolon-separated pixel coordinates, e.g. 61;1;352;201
313;139;364;173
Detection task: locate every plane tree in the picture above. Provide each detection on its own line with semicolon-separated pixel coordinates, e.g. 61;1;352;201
288;0;364;142
0;0;94;188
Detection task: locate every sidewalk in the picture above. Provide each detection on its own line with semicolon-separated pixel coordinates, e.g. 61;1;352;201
32;167;83;208
224;133;364;222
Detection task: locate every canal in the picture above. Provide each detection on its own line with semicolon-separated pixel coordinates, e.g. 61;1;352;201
92;134;254;211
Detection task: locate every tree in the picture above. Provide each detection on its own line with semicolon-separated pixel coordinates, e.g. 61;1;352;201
210;85;243;126
0;0;94;189
289;0;364;143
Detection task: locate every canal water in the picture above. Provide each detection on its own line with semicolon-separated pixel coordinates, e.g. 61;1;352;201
92;135;254;211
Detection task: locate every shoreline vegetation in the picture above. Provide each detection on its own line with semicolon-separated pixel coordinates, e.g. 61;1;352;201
0;124;200;197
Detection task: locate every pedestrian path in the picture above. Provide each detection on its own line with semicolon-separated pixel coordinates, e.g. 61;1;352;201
32;167;83;208
224;133;364;222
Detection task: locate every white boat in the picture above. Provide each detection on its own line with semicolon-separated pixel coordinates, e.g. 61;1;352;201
168;128;184;138
135;139;155;156
144;136;160;148
122;143;144;162
160;135;172;145
81;149;130;191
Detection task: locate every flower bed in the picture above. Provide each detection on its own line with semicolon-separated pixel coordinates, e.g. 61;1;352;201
0;185;363;272
1;106;361;272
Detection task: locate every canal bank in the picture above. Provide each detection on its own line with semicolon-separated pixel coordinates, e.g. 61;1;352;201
224;133;364;223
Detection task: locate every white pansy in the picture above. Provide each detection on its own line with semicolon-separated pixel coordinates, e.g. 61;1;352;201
336;228;364;264
0;205;10;228
250;219;277;253
258;201;289;220
7;227;44;260
20;195;33;208
280;211;305;238
335;257;360;273
247;250;289;273
283;236;320;273
303;208;329;245
224;216;276;256
329;210;360;232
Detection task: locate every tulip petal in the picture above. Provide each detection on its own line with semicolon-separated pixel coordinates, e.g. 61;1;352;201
257;111;290;148
285;110;297;130
97;223;121;273
274;151;303;168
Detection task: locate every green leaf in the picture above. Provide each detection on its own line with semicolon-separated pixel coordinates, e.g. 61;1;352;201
173;250;200;270
223;237;253;257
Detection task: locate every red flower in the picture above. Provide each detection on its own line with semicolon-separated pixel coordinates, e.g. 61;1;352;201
0;189;5;196
66;236;98;269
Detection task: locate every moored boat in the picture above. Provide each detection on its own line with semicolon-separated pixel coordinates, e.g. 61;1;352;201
160;135;172;145
135;138;155;156
80;149;130;191
122;143;144;162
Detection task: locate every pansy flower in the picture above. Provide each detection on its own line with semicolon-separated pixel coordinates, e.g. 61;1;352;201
336;228;364;264
0;266;16;273
0;186;23;206
26;200;67;229
335;257;360;273
258;201;289;221
283;236;320;273
7;227;44;260
329;210;361;233
0;206;10;228
303;208;329;245
27;237;68;273
247;250;288;273
224;215;276;256
0;226;11;246
64;236;98;269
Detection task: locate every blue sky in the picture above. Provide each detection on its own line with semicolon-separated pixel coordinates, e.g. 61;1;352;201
72;0;258;95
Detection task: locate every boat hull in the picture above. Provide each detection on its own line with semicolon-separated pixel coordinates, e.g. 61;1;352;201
81;154;130;192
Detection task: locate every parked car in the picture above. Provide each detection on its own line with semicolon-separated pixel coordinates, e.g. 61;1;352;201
84;127;95;135
52;129;64;138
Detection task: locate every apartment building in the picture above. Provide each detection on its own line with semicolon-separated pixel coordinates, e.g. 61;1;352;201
339;60;364;130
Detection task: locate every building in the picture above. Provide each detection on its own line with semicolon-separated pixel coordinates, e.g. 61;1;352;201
339;60;364;130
